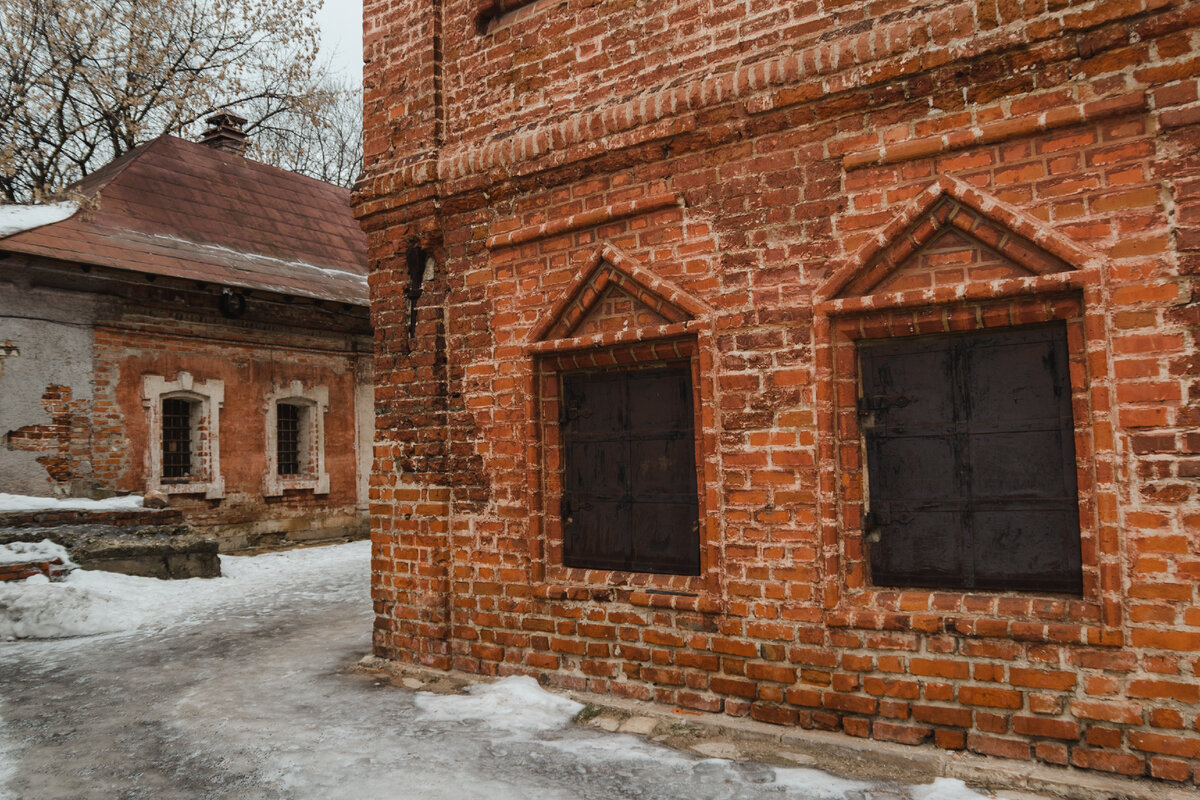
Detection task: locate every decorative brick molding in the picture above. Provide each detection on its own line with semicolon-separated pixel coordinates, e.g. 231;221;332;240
487;193;682;250
842;93;1148;171
519;244;720;605
818;175;1102;307
356;4;1177;205
531;340;714;596
529;243;713;345
142;373;225;499
815;296;1121;638
263;380;330;497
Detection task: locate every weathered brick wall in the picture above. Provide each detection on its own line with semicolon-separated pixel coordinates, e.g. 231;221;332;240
357;0;1200;783
89;283;373;550
4;384;92;487
4;261;374;551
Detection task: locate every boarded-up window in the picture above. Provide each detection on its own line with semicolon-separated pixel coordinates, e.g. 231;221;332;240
858;323;1082;594
560;363;699;575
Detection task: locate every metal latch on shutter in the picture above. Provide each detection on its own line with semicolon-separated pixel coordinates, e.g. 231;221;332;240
857;394;910;416
863;506;890;543
863;507;890;531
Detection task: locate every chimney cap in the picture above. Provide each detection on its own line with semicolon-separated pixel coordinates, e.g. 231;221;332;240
200;110;249;154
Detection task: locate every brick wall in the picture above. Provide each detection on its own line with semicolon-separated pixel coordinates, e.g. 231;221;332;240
89;288;372;549
6;262;374;551
4;384;91;486
357;0;1200;783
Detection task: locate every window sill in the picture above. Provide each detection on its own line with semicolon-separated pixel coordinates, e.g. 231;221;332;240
263;473;329;497
534;582;722;614
150;477;224;500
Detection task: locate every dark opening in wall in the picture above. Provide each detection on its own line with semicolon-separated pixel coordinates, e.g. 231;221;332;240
277;402;302;476
475;0;553;33
161;398;195;479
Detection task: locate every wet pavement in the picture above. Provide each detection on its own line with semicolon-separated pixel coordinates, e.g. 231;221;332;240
0;544;993;800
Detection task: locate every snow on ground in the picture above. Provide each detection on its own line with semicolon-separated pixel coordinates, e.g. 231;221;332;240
0;492;144;513
0;541;1022;800
0;540;370;641
772;768;875;799
414;675;585;733
0;539;75;567
911;778;994;800
0;202;77;237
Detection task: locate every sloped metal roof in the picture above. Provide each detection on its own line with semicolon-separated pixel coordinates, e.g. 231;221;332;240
0;136;367;305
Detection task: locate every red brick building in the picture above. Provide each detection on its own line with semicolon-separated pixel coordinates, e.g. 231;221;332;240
1;124;373;550
356;0;1200;783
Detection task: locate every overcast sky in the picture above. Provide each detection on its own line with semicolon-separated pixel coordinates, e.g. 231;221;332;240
317;1;364;86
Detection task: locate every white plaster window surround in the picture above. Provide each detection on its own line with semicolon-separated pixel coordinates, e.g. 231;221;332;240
263;381;329;496
142;372;225;499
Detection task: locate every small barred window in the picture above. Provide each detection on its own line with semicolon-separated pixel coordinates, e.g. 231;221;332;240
161;398;195;480
276;403;302;475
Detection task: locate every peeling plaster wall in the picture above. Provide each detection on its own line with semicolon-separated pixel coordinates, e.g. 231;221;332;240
0;264;100;496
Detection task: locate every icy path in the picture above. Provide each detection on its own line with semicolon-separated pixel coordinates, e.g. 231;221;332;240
0;543;994;800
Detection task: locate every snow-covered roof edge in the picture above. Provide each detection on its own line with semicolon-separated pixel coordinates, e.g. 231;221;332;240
0;202;79;238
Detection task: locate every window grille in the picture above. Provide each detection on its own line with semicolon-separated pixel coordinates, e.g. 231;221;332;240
161;398;193;479
277;403;302;475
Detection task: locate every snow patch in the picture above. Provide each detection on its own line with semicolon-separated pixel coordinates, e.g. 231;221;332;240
0;540;370;640
139;230;367;287
0;539;75;567
0;201;77;237
773;766;875;798
0;492;144;513
0;570;149;639
413;675;585;733
910;778;993;800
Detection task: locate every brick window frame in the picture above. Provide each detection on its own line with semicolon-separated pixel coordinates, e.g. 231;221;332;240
812;177;1124;645
142;372;224;499
531;339;717;601
523;244;720;610
263;381;330;497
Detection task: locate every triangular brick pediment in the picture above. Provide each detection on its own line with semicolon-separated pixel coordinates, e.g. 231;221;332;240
818;176;1100;303
572;284;672;337
532;243;711;343
851;227;1052;297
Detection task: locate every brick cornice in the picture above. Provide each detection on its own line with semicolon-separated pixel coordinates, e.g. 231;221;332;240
430;0;1175;192
355;0;1182;220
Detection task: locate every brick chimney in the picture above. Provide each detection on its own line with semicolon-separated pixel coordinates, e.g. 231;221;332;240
200;111;249;155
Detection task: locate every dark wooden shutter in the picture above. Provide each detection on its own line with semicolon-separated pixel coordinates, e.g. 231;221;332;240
561;363;699;575
859;324;1082;594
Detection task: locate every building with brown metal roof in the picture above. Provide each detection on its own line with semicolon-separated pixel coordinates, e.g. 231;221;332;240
0;126;372;551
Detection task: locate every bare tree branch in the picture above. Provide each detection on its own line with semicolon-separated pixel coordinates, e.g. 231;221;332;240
0;0;359;201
